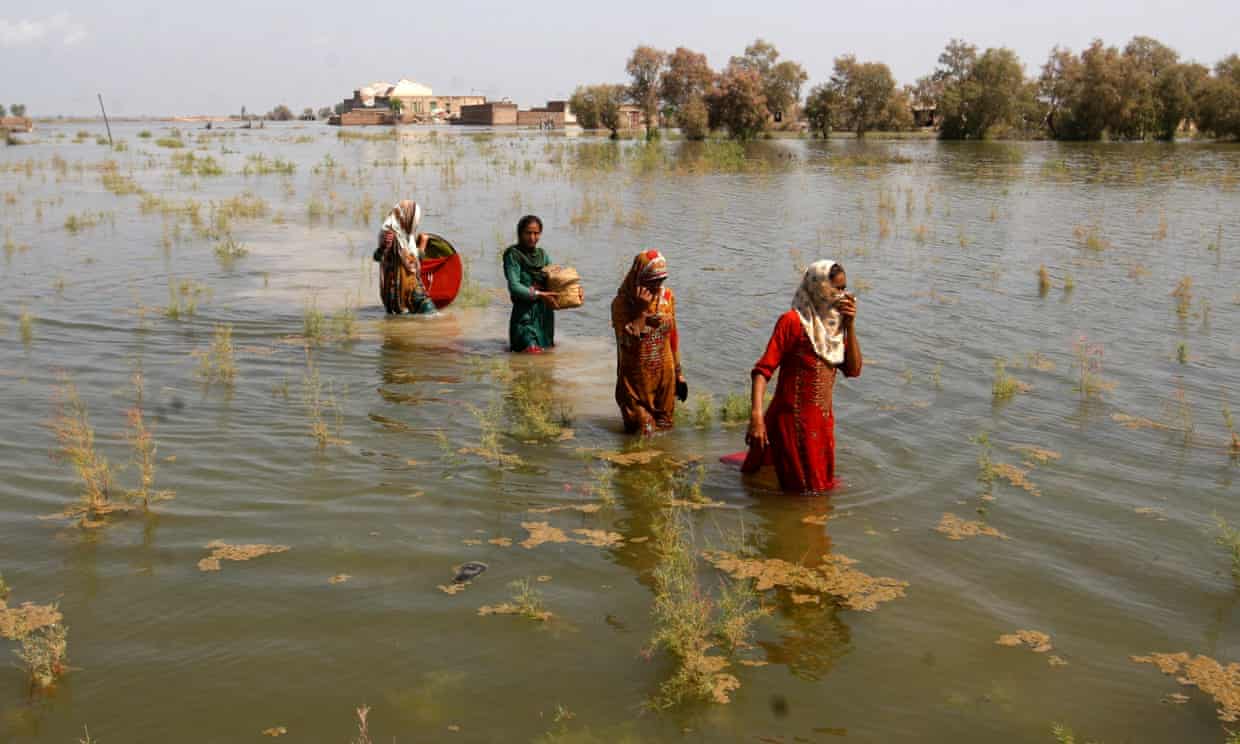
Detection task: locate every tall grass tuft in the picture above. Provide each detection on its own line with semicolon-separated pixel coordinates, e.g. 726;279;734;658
50;380;118;527
1072;336;1110;400
16;620;69;689
1038;265;1051;296
1213;515;1240;587
330;293;358;341
18;306;33;346
991;358;1025;401
303;295;326;345
1171;276;1193;318
719;392;749;426
198;323;237;386
645;507;764;709
125;373;174;510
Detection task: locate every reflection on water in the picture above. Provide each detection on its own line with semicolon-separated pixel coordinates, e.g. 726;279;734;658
0;122;1238;742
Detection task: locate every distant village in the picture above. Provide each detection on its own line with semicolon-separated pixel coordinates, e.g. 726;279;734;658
329;78;600;129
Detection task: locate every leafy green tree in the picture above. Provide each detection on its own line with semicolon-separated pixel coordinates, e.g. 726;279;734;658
679;95;710;140
569;86;601;129
729;39;808;121
1153;62;1208;139
936;45;1028;139
627;45;667;136
1038;47;1081;139
0;104;7;117
804;83;839;137
1197;55;1240;141
10;104;26;117
660;47;714;123
317;107;332;119
825;55;897;137
877;87;915;131
707;66;768;140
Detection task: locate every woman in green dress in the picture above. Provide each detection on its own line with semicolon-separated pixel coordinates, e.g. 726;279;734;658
502;215;556;353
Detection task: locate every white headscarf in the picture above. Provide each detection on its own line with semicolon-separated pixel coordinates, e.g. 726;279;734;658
792;260;846;366
380;200;423;261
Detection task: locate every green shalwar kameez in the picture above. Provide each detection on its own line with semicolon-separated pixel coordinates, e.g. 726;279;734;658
503;244;555;352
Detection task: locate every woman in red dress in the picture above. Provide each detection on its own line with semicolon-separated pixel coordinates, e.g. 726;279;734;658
742;260;862;493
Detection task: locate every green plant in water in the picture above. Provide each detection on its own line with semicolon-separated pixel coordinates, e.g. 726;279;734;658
50;380;117;527
154;136;184;149
508;579;549;620
1172;276;1193;318
1223;399;1240;458
645;507;763;709
331;293;359;341
165;278;207;319
455;254;492;309
198;323;237;386
1072;335;1110;400
503;367;572;441
303;295;325;345
125;373;174;510
467;398;521;467
971;432;995;485
1038;265;1051;296
1073;224;1109;251
1064;273;1075;292
692;393;714;429
992;358;1025;401
719;392;749;425
302;356;342;449
1214;515;1240;587
18;306;32;346
0;571;9;601
1176;342;1188;364
213;236;248;268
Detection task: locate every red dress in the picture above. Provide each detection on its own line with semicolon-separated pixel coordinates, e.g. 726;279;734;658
741;310;861;493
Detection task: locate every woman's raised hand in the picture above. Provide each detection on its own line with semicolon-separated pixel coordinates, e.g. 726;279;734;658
837;295;857;327
634;285;654;307
383;230;395;248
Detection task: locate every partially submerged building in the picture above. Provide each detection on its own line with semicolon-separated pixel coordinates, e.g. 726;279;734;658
331;79;485;125
0;116;33;133
455;100;577;128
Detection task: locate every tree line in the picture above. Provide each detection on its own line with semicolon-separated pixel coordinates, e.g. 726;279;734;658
571;37;1240;142
1;104;29;118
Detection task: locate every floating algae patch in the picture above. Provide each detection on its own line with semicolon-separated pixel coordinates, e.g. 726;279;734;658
995;630;1053;653
328;574;351;585
937;513;1007;541
703;551;907;612
477;603;552;621
261;726;287;737
992;463;1041;496
437;583;468;595
488;537;513;547
519;522;625;549
572;528;625;548
520;522;571;549
1048;655;1070;667
0;602;62;639
1010;444;1061;465
1131;652;1240;722
1113;412;1171;430
197;540;290;572
592;448;664;466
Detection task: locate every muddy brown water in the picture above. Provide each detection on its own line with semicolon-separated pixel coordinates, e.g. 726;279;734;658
1;123;1238;742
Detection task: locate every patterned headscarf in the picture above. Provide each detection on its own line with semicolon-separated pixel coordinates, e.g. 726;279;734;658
792;260;846;365
379;200;423;259
614;250;669;325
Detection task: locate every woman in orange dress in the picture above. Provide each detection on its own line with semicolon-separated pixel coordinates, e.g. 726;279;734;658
742;260;862;493
611;250;688;435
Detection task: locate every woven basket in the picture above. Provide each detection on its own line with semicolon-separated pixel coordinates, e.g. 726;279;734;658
543;265;584;310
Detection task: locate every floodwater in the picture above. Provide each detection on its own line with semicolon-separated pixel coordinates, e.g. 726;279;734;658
2;122;1239;743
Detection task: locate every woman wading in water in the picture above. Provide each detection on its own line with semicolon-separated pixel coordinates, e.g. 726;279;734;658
611;250;688;435
375;200;436;315
502;215;556;353
741;260;862;493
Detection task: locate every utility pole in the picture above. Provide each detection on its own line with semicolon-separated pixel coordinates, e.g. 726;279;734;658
97;94;113;147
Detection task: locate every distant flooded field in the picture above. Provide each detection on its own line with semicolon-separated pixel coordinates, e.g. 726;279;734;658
1;122;1238;743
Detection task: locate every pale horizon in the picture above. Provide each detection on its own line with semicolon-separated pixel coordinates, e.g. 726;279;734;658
3;0;1237;118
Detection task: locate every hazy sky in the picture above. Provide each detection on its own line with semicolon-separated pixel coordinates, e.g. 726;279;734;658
3;0;1236;116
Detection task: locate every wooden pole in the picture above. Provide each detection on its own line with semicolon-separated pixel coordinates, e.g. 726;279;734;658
97;94;113;147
